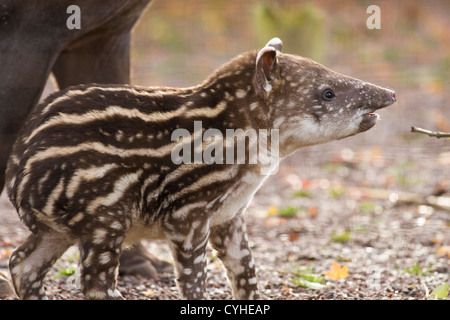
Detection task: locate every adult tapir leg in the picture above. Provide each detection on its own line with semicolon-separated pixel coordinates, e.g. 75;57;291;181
52;32;131;88
52;0;151;87
0;0;152;193
0;41;60;194
0;0;68;194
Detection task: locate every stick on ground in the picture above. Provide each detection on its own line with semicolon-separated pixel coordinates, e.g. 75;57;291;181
411;126;450;139
349;187;450;212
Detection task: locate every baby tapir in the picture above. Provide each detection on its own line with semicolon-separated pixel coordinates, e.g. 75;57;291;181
6;38;396;300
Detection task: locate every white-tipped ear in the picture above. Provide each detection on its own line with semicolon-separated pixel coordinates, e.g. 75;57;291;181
256;44;279;93
265;37;282;53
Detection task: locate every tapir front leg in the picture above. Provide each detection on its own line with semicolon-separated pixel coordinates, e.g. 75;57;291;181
0;38;59;193
209;209;260;299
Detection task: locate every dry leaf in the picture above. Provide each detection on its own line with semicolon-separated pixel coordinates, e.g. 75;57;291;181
325;261;349;280
1;239;13;247
288;232;299;242
267;205;278;216
436;246;450;258
0;249;11;260
282;286;292;294
432;235;443;245
308;206;318;217
144;289;154;297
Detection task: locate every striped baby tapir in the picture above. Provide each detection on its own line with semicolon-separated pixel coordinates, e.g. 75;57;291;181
6;38;396;300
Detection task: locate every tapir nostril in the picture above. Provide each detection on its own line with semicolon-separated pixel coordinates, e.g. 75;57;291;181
391;92;396;102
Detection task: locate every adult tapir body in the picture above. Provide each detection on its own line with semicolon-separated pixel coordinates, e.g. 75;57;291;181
0;0;151;192
0;1;172;283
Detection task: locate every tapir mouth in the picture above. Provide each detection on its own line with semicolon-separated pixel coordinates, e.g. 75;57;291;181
361;112;379;129
359;91;396;132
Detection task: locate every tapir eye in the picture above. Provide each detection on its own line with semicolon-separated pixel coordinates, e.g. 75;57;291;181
322;89;335;101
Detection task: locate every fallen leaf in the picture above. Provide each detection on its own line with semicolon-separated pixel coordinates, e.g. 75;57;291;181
144;289;154;297
325;261;349;280
1;239;13;247
429;283;449;300
289;232;299;242
303;180;311;188
0;249;11;259
267;205;278;216
278;206;299;218
436;246;450;258
308;206;318;217
282;286;292;294
432;235;443;245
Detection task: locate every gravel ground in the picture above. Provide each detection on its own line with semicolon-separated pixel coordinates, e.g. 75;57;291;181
0;88;449;300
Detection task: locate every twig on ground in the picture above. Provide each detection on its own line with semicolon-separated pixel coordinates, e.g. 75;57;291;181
348;187;450;212
421;279;430;299
411;126;450;139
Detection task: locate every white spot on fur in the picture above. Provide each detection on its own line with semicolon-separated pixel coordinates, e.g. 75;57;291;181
93;228;108;245
249;102;258;111
183;268;192;275
98;252;112;265
236;89;247;98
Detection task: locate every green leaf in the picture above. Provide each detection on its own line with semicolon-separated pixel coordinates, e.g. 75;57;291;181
288;264;325;290
291;189;311;198
404;262;428;276
54;266;76;279
331;229;351;243
359;201;376;212
291;277;326;290
278;206;299;218
328;187;346;198
429;283;449;299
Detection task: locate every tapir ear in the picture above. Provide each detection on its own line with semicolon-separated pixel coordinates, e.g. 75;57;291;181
266;37;282;52
256;38;282;93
